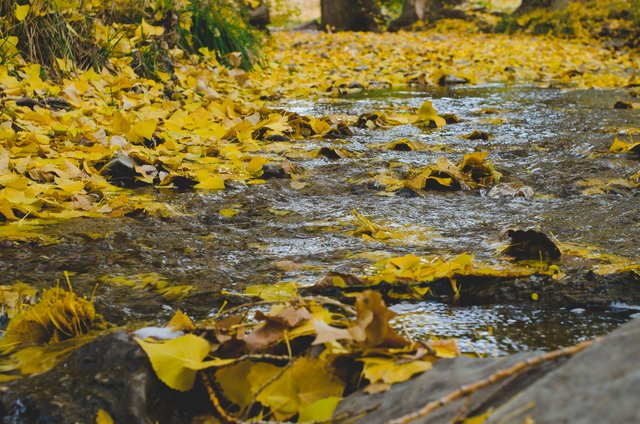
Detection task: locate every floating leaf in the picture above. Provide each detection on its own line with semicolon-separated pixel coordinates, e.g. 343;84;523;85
243;282;299;301
219;208;239;217
0;287;104;353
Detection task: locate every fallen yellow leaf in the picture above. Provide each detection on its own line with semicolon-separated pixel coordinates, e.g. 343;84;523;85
135;334;233;392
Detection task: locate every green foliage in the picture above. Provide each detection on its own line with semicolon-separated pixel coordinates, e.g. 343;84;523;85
0;0;262;76
180;0;262;70
1;0;109;75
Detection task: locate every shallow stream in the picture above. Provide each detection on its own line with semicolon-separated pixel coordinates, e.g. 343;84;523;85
2;85;639;355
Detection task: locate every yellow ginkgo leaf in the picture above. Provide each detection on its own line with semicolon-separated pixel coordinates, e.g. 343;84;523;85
243;282;299;301
360;357;432;385
298;396;342;423
133;119;158;140
54;177;84;194
135;19;165;39
610;137;640;154
15;4;30;22
195;175;225;190
255;357;345;421
167;310;195;331
135;334;233;392
219;208;239;217
417;101;446;128
215;360;256;411
246;156;268;175
95;409;114;424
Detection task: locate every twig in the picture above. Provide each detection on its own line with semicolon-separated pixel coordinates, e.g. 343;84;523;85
218;296;356;319
389;338;597;424
202;372;243;424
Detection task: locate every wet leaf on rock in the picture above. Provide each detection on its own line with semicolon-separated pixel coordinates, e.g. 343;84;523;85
416;101;446;128
135;334;234;392
350;291;409;349
610;137;640;156
360;357;432;385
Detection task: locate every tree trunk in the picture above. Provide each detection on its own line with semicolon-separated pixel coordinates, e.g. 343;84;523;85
388;0;429;32
388;0;465;31
515;0;568;14
320;0;382;32
248;4;270;29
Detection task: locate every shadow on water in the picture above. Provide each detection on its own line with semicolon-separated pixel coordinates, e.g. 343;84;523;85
1;85;638;353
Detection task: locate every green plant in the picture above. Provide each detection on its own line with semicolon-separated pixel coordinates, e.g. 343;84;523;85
181;0;262;70
2;0;109;75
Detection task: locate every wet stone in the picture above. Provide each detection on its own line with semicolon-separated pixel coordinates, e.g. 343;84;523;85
261;163;291;179
0;332;207;424
438;74;470;86
336;318;640;424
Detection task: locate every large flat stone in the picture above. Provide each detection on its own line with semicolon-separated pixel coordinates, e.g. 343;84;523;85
487;318;640;423
336;318;640;424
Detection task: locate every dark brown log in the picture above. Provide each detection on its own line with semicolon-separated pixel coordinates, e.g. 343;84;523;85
320;0;382;32
388;0;429;32
388;0;465;31
248;4;270;29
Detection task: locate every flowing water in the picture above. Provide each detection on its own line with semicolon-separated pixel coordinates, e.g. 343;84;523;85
2;85;639;355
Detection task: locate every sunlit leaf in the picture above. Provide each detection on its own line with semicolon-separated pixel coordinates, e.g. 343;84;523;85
14;4;29;22
360;357;432;385
135;334;234;392
417;101;446;128
255;357;345;421
243;282;299;301
298;396;342;423
96;409;115;424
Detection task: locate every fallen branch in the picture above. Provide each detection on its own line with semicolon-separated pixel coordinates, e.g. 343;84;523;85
389;338;597;424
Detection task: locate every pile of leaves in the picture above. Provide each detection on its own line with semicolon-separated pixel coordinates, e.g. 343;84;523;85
0;278;106;381
0;59;350;226
261;25;638;99
310;252;559;301
134;290;460;422
369;152;502;195
497;0;640;48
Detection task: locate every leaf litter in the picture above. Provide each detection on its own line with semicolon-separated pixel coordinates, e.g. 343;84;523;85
0;2;639;422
